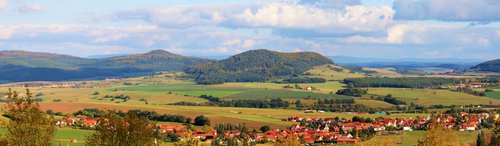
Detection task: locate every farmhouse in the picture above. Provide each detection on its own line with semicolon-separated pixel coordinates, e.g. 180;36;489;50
158;124;186;133
298;86;312;90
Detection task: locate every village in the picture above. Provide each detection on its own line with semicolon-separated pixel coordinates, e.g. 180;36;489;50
51;111;500;145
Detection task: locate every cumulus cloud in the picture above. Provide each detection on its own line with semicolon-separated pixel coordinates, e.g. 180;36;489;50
236;2;394;34
0;0;6;10
393;0;500;22
111;4;247;28
109;2;394;37
18;4;45;13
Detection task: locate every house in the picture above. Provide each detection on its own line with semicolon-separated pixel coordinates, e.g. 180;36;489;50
468;83;487;88
158;124;186;133
460;123;476;131
82;118;100;128
298;86;312;90
401;126;412;131
373;124;385;131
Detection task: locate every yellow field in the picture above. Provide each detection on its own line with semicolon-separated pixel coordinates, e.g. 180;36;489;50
304;64;365;80
355;99;395;108
362;67;403;77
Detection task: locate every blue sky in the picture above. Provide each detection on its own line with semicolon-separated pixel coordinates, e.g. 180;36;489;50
0;0;498;60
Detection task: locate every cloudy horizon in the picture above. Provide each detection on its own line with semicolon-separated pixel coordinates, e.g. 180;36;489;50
0;0;499;60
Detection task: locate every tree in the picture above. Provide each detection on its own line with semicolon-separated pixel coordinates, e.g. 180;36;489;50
260;125;270;132
477;130;486;146
418;114;463;146
174;131;199;146
194;115;210;126
86;111;161;146
185;118;192;124
4;88;56;145
491;118;500;146
275;134;301;146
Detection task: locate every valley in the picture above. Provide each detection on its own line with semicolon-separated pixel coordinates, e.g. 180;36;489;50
0;49;498;145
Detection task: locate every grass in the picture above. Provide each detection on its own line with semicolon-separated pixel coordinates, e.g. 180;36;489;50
366;88;500;106
115;83;257;97
364;130;482;146
226;89;351;99
486;91;500;100
303;64;365;80
0;127;92;146
355;99;395;108
362;67;403;77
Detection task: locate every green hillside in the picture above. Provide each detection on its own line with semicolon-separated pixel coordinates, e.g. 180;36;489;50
470;59;500;72
85;50;212;71
185;49;333;83
0;50;212;82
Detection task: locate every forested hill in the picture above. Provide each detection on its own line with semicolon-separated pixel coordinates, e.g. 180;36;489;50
185;49;333;83
0;50;93;69
0;50;212;82
470;59;500;72
84;50;213;72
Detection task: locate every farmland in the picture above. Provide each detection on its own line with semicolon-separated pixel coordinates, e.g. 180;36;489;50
303;64;365;80
363;130;483;146
366;88;500;106
0;74;499;145
486;91;500;100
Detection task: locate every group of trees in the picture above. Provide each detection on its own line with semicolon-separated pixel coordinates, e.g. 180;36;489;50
73;108;209;125
371;94;407;105
1;88;56;145
344;77;463;88
335;88;368;97
278;77;326;83
185;49;332;83
453;87;486;96
86;111;161;146
175;95;291;109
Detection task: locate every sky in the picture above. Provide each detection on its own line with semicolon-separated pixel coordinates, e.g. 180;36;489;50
0;0;499;59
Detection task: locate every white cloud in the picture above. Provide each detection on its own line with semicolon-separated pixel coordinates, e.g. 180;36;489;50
237;2;394;33
18;4;45;13
393;0;500;22
0;0;6;10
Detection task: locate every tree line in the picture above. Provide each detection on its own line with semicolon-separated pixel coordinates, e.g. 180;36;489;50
343;77;463;88
172;94;291;108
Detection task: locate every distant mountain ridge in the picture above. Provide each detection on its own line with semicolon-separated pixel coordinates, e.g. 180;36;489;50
0;50;212;82
470;59;500;72
185;49;333;83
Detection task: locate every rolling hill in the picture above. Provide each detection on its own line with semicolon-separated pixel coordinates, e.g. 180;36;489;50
470;59;500;72
185;49;333;83
84;50;212;72
0;50;212;82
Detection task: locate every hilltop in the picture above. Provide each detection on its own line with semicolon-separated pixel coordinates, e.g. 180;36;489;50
84;50;212;72
0;50;93;69
470;59;500;72
185;49;333;83
0;50;212;82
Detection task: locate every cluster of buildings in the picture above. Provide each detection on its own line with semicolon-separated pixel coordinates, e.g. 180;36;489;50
455;82;489;88
55;115;101;128
53;112;499;145
280;112;499;144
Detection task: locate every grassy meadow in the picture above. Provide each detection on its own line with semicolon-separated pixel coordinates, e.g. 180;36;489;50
366;88;500;106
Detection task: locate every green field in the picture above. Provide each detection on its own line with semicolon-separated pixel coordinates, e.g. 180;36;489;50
116;83;257;97
355;99;395;108
367;88;500;106
226;89;350;99
0;127;92;146
364;130;482;146
486;91;500;100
